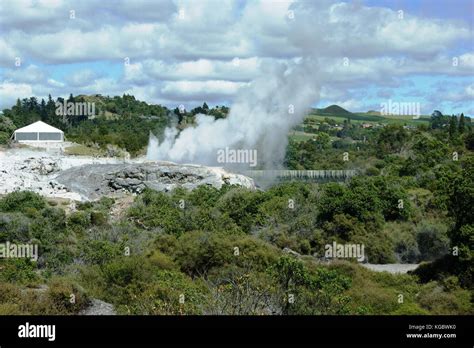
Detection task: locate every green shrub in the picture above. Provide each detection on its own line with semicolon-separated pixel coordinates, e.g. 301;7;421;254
0;282;22;303
366;167;380;176
391;302;429;315
0;132;11;144
44;278;89;314
98;255;206;314
117;270;207;315
0;277;88;315
79;240;123;265
0;303;21;314
268;257;352;315
147;250;177;270
0;191;46;213
0;259;38;284
67;211;90;229
416;221;450;261
174;231;279;276
417;282;472;314
90;211;107;225
386;221;420;263
216;189;265;233
205;265;277;315
0;212;31;243
128;189;185;234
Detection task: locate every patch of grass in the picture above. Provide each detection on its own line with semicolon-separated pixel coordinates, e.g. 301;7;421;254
288;131;315;142
64;144;104;157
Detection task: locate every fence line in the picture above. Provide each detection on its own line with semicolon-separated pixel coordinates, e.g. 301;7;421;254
244;169;358;180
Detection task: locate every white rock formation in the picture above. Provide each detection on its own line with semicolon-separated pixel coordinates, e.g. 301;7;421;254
0;147;255;201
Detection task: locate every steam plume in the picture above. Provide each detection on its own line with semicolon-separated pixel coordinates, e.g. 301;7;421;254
147;58;320;169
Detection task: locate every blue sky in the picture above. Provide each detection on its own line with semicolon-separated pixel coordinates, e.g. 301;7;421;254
364;0;474;23
0;0;472;115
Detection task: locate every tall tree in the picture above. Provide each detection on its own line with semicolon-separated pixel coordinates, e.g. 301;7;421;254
430;110;449;129
67;93;74;103
40;99;47;121
459;113;465;134
45;94;56;125
449;115;458;139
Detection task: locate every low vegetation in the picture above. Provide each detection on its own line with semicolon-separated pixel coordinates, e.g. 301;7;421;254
0;98;472;315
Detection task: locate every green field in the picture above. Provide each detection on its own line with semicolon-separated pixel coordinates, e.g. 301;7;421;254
306;113;430;126
289;111;431;141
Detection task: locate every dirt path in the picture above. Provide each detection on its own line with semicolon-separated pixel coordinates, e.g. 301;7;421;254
360;263;420;274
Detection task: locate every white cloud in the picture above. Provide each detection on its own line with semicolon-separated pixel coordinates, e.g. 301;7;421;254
0;82;33;109
0;0;472;112
47;78;65;88
3;64;47;83
65;69;102;87
124;57;261;84
161;80;248;101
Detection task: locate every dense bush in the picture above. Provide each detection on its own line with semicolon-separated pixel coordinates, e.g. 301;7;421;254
96;255;207;314
0;115;15;144
0;212;31;243
269;256;352;314
0;259;38;284
0;191;46;213
0;278;88;315
417;281;472;315
416;221;450;261
172;231;280;276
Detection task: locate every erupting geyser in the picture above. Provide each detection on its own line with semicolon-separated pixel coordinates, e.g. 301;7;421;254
146;58;321;169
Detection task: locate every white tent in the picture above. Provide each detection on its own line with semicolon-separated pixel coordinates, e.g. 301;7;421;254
13;121;64;142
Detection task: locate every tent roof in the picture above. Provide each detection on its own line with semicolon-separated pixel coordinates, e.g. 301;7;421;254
14;121;64;134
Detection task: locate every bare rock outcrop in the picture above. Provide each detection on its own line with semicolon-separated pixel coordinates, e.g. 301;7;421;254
20;157;60;175
55;162;255;200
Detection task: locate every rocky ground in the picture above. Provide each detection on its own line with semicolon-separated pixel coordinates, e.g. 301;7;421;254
55;162;255;200
79;299;116;315
0;145;255;201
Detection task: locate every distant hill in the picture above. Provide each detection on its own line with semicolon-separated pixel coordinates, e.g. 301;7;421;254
315;105;353;116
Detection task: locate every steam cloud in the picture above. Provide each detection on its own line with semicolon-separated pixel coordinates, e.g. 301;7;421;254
147;58;320;169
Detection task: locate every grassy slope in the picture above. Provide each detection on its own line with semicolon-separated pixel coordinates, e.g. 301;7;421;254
288;108;431;141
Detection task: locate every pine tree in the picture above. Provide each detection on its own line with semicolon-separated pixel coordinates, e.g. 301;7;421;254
40;99;47;121
449;115;458;139
459;113;465;134
45;95;56;126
